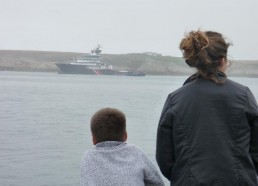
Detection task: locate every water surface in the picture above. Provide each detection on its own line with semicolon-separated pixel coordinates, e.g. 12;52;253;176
0;72;257;186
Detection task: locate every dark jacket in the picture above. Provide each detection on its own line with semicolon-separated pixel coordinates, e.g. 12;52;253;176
156;74;258;186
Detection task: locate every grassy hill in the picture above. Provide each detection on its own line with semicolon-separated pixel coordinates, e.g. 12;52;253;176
102;53;193;75
0;50;258;76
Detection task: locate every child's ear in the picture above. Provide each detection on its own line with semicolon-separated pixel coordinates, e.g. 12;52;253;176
123;131;128;142
92;135;97;145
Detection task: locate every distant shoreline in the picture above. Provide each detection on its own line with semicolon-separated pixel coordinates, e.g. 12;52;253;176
0;50;258;77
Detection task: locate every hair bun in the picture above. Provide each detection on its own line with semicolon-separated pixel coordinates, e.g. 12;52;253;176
179;30;230;84
180;30;210;67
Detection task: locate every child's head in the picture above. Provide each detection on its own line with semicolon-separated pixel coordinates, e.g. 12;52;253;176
90;108;127;145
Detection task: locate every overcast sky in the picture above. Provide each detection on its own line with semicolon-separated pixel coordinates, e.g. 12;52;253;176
0;0;257;60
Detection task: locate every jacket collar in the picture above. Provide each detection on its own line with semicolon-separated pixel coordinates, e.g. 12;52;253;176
95;141;126;149
183;71;227;85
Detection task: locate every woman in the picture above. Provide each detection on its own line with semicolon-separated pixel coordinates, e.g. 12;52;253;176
156;30;258;186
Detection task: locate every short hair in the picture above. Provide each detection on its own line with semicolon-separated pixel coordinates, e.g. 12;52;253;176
90;108;126;143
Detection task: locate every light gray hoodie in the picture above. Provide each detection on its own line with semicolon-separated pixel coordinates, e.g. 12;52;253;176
81;141;164;186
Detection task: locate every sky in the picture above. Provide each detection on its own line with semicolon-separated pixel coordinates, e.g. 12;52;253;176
0;0;258;60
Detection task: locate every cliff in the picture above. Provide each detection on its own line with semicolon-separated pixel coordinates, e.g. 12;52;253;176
0;50;258;76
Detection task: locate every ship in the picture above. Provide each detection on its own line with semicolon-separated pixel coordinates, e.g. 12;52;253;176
55;45;145;76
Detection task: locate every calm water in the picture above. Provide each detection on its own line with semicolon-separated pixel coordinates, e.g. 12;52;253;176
0;71;258;186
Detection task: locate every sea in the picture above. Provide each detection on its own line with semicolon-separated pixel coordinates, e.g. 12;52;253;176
0;71;258;186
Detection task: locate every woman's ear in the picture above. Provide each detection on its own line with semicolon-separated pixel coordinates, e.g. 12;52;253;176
219;57;225;65
218;58;227;72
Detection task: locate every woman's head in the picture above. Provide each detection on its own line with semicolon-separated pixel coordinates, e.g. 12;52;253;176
179;30;231;83
90;108;127;144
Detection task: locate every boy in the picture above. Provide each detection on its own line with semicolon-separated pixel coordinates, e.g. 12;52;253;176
81;108;164;186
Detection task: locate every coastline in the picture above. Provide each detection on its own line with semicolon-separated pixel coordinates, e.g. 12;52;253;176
0;50;258;77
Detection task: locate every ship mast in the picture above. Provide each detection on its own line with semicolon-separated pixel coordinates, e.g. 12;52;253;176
91;45;102;54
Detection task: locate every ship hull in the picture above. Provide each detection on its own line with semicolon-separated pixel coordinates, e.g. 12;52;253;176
56;63;117;75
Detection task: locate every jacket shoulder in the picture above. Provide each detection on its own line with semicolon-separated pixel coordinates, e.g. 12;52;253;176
226;79;248;90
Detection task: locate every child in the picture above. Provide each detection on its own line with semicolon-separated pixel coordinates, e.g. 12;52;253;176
81;108;164;186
